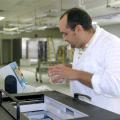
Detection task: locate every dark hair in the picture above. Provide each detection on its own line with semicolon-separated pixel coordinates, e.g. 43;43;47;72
60;8;92;31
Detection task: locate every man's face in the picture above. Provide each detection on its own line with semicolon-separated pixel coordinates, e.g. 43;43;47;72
59;15;83;48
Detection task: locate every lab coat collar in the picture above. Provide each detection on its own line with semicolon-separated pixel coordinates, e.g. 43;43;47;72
85;25;102;50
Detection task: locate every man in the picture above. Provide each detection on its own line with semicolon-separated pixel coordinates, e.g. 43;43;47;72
48;8;120;114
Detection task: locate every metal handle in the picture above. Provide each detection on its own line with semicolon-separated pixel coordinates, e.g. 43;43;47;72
73;93;91;101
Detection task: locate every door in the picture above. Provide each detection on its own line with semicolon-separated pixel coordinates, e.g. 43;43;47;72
2;39;12;64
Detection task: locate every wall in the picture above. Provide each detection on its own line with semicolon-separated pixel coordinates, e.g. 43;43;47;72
2;39;12;64
102;23;120;38
0;38;22;65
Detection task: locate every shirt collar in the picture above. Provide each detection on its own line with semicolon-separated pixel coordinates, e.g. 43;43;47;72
84;25;101;49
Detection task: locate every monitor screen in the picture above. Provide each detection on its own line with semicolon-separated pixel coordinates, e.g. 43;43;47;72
9;62;24;86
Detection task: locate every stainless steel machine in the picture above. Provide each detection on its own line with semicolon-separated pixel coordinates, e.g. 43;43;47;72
0;90;120;120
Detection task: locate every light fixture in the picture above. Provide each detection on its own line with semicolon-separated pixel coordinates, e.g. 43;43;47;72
3;27;18;31
0;16;5;21
37;26;47;30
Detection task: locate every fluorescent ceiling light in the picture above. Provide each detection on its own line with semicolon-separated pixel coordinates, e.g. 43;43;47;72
3;27;18;31
37;26;47;30
0;16;5;21
1;31;19;35
26;25;47;31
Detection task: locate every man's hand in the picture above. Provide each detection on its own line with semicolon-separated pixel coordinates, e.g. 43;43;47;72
48;64;73;83
48;64;93;87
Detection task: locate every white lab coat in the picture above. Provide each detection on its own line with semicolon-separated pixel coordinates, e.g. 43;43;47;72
70;25;120;114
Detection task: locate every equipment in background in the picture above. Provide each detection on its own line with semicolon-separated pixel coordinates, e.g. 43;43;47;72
66;45;74;63
35;41;48;83
35;38;57;83
38;41;47;62
0;61;26;93
47;37;56;62
56;45;67;63
57;45;74;64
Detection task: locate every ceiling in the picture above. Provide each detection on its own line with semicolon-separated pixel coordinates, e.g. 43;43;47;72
0;0;120;35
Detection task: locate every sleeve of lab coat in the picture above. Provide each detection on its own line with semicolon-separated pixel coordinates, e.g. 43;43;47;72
91;41;120;97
